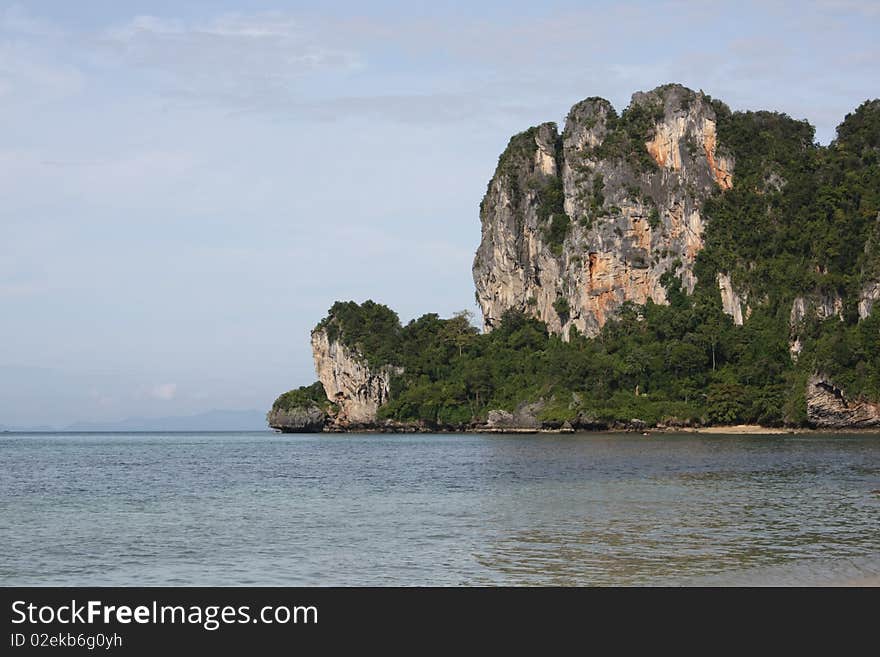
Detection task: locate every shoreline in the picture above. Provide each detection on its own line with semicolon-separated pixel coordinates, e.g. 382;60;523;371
658;424;794;435
300;424;880;435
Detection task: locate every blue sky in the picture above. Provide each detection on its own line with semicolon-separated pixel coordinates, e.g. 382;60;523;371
1;1;878;426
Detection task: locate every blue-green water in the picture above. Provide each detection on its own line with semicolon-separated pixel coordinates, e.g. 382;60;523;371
1;431;879;586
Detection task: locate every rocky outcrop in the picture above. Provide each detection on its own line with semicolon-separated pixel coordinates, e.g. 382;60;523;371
806;375;880;428
267;406;326;433
484;402;543;430
859;281;880;320
790;293;843;323
311;327;399;427
858;213;880;320
788;292;844;359
789;336;804;361
473;84;734;338
717;272;749;326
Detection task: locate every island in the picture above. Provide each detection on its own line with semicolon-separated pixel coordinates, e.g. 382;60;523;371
269;84;880;433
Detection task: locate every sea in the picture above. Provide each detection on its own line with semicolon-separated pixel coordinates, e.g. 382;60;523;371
1;431;878;586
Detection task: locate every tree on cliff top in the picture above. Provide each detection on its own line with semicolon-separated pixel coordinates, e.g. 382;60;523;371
271;381;332;412
315;300;403;368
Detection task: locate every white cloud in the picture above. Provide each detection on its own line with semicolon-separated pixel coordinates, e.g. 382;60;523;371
0;5;81;105
88;390;114;407
97;12;361;110
0;41;84;104
150;383;177;401
814;0;880;17
0;281;43;297
0;4;63;37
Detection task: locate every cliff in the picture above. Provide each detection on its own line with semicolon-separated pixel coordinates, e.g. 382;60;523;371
474;84;734;338
807;375;880;429
859;213;880;320
311;326;399;428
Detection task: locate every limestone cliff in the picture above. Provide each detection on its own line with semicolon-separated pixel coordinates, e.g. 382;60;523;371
311;327;398;428
859;282;880;320
474;84;734;337
858;213;880;320
806;375;880;429
788;292;844;359
717;273;750;326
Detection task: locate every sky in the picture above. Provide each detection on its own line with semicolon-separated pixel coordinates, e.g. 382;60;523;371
1;0;878;427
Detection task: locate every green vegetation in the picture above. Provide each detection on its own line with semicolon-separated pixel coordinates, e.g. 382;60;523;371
488;124;573;254
481;126;541;212
315;300;403;368
553;297;570;323
272;381;333;412
700;100;880;305
581;173;606;226
591;97;665;172
323;288;796;428
534;173;572;254
796;310;880;401
693;98;880;401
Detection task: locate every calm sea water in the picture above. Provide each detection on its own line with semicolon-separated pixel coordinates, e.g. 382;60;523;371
1;431;878;586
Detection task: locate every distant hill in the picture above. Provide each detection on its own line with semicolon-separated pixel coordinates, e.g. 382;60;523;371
65;409;270;432
3;409;270;432
0;424;55;432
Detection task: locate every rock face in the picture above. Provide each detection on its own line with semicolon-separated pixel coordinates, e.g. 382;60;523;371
267;406;326;433
473;84;734;338
859;281;880;320
858;213;880;320
791;293;844;324
717;272;749;326
806;375;880;428
788;292;844;359
311;327;398;427
484;402;544;430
